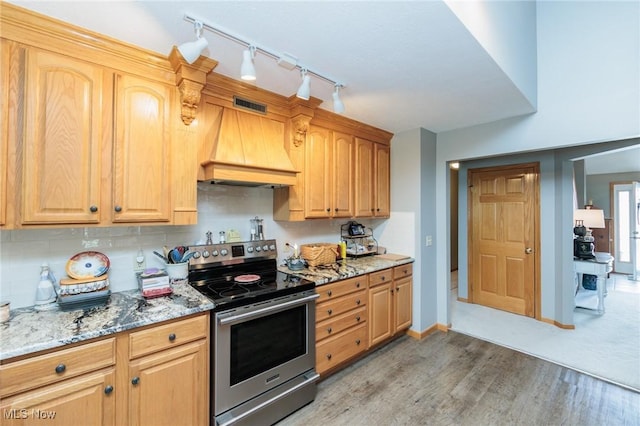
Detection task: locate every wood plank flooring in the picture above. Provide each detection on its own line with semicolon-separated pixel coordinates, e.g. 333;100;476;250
277;332;640;426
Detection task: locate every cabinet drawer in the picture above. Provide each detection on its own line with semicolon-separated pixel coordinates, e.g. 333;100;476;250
129;314;207;360
316;306;367;342
369;268;393;287
394;263;413;280
316;276;367;303
316;290;366;322
316;323;367;375
0;338;115;398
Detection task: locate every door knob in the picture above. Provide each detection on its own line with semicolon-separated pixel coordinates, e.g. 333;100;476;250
525;247;533;254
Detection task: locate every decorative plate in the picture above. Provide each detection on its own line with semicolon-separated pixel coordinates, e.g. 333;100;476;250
66;251;110;280
234;274;260;283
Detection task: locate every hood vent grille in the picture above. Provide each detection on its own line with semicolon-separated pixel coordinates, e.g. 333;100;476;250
233;96;267;115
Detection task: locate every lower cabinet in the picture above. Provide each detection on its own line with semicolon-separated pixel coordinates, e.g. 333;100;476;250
0;313;209;426
315;263;414;377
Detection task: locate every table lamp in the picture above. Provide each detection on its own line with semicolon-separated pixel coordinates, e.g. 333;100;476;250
573;208;605;259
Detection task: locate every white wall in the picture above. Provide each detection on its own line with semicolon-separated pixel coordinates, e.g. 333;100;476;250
433;1;640;326
0;184;386;308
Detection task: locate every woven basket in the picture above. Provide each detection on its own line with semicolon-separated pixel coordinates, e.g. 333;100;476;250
300;243;338;266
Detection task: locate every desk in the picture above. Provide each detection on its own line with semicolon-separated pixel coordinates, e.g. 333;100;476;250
573;255;613;314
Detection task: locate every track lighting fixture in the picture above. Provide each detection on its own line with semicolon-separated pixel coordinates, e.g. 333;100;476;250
296;70;311;100
332;84;345;114
182;15;346;109
240;45;257;81
178;21;208;64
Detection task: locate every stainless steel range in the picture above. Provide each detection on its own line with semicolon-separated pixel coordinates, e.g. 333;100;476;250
187;239;319;426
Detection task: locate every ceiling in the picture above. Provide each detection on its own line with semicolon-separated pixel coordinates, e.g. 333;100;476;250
10;0;535;134
584;145;640;175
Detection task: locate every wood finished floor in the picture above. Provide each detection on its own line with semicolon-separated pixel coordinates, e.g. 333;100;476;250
277;332;640;426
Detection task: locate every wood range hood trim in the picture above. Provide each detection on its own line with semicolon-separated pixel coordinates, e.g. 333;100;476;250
198;105;299;187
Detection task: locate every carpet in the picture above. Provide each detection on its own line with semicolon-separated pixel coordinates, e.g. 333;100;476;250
450;274;640;391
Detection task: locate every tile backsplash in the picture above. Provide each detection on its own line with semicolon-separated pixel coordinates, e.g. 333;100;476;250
0;184;380;308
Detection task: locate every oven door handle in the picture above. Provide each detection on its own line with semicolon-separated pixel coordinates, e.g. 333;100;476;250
217;370;320;426
218;293;319;326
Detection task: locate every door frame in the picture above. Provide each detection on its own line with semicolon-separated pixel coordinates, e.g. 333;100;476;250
467;162;541;320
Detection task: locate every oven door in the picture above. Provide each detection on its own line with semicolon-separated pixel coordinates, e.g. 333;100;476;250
214;290;318;416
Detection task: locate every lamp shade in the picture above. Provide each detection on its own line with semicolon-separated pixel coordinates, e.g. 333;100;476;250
240;49;256;81
332;90;345;114
574;208;605;228
296;74;311;100
177;37;208;64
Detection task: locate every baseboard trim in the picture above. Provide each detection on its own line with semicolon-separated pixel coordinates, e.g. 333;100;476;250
540;316;575;329
407;323;449;340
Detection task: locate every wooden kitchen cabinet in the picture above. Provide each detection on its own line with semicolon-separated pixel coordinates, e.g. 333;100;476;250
0;339;117;425
304;126;354;218
355;138;390;218
368;265;413;348
0;313;209;426
315;276;367;375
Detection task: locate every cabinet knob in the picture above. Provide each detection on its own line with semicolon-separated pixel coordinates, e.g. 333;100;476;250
114;205;122;213
327;327;332;334
326;354;332;360
326;208;330;212
356;339;361;345
168;333;176;341
104;385;114;395
327;290;332;297
334;208;338;212
356;299;361;305
391;289;394;295
89;205;98;213
356;316;361;322
131;377;140;385
381;276;386;281
55;364;66;374
377;208;380;212
396;287;400;293
327;309;333;315
356;282;360;288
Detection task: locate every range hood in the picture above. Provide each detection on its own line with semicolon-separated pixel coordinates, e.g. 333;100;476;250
198;102;298;187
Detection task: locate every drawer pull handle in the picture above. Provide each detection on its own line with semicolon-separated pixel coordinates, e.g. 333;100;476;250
169;333;176;341
131;377;140;385
327;309;333;315
356;299;361;305
327;290;332;297
104;385;114;395
326;354;332;360
356;316;361;322
327;327;332;334
356;339;361;345
55;364;66;374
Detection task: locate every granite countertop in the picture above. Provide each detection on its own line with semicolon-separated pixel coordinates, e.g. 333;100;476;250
0;283;214;362
278;254;414;285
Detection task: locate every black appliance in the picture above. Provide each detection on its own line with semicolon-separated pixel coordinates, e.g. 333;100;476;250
573;220;596;259
187;239;318;426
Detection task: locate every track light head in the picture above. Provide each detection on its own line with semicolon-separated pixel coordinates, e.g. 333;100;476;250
178;21;208;64
333;84;345;114
296;70;311;100
241;46;257;81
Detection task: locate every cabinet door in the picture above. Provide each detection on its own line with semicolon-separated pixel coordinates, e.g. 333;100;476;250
355;138;374;217
0;40;9;227
394;276;412;332
304;126;332;218
21;49;104;224
332;131;354;217
374;143;390;217
128;340;207;426
368;281;393;347
0;369;116;425
113;74;172;223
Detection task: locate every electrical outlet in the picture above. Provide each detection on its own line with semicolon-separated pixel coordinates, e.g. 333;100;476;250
426;235;433;247
133;251;146;273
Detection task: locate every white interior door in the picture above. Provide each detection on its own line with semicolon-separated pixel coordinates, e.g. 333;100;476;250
613;182;640;279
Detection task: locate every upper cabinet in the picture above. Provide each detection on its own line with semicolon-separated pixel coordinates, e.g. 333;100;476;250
20;49;106;225
274;108;392;221
0;4;216;229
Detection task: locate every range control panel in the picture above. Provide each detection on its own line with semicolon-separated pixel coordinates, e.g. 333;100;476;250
187;239;277;268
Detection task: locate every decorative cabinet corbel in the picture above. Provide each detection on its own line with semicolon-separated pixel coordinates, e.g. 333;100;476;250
292;115;310;147
168;46;218;125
